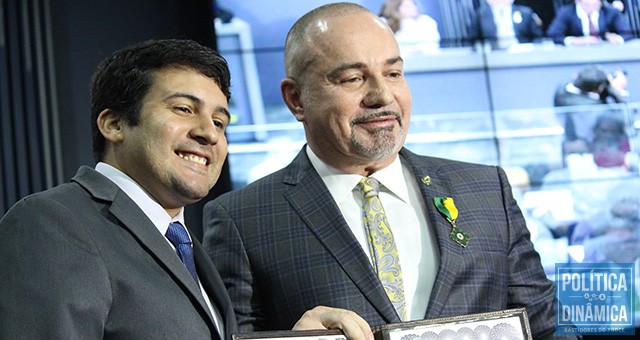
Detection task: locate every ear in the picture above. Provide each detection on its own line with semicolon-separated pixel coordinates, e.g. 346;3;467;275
96;108;125;143
281;77;305;122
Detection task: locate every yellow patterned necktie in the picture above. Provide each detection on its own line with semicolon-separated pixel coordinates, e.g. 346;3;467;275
357;177;406;321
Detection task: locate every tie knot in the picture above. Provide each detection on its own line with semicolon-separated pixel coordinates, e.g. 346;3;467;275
358;177;380;199
166;222;191;247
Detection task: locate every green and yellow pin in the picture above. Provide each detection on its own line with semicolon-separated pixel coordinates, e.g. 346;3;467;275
433;197;470;247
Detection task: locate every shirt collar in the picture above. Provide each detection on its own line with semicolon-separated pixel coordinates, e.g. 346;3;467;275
95;162;185;235
305;146;411;204
576;5;599;22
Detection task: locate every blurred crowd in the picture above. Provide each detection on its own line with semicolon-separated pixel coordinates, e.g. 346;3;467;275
378;0;636;54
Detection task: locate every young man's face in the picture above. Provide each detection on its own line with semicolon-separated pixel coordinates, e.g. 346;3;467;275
111;67;230;216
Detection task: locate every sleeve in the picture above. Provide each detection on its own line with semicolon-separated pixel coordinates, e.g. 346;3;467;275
546;9;571;44
528;11;544;40
610;8;633;40
497;167;577;339
202;199;265;332
0;195;111;339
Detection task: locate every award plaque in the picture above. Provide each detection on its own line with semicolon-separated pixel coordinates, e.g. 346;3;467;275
373;308;532;340
232;308;532;340
233;329;346;340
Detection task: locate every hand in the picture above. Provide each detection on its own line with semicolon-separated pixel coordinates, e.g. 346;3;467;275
569;35;601;46
611;0;625;12
292;306;374;340
604;32;624;45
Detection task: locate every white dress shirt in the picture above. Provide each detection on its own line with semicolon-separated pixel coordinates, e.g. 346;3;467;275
492;5;517;48
576;5;600;37
306;147;440;320
95;162;224;338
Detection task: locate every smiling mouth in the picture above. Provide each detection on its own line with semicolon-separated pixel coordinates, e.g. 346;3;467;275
353;112;401;126
176;152;208;166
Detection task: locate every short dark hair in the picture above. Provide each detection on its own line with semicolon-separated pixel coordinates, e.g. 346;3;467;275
90;39;231;162
573;64;608;93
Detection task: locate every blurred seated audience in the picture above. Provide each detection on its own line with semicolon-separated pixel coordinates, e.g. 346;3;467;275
540;111;634;235
546;0;633;46
589;114;631;168
467;0;543;49
567;176;640;312
570;180;640;263
379;0;440;55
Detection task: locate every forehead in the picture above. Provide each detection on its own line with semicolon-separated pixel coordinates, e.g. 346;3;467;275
148;67;219;93
306;12;400;67
145;67;228;108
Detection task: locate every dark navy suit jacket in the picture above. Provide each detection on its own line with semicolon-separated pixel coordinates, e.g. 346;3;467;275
546;3;633;44
467;4;543;46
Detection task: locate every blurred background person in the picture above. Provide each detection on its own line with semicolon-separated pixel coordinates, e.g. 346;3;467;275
539;114;634;243
608;0;627;12
547;0;632;45
589;114;632;168
554;64;629;155
570;180;640;263
379;0;441;56
606;68;630;102
467;0;543;50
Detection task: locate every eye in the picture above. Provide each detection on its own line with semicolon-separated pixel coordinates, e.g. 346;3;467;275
175;106;194;114
212;114;230;130
345;77;361;83
387;71;403;79
340;75;364;86
213;119;225;129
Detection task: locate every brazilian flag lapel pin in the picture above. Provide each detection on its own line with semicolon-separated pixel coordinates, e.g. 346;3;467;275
433;197;470;247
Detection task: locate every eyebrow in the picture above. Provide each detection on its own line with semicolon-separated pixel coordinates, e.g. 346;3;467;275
164;92;231;120
327;56;404;79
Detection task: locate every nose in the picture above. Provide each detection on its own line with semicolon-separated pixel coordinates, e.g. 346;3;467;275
190;114;219;145
362;76;394;108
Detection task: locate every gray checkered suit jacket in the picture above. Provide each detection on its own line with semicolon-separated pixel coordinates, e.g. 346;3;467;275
203;147;564;339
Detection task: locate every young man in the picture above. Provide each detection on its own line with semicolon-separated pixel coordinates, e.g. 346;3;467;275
204;3;576;339
0;39;356;339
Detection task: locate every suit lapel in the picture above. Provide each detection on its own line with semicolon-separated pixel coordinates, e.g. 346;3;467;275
483;7;498;37
282;150;401;323
194;240;235;339
401;151;463;320
72;167;217;329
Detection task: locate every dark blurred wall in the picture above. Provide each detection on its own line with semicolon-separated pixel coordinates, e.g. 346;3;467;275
516;0;556;32
2;0;231;240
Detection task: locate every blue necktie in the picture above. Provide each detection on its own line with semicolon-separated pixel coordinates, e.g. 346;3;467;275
166;222;199;287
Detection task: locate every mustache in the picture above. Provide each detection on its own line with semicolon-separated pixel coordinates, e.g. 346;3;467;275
351;111;401;125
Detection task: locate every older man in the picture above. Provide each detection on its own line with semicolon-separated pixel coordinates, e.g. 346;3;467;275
204;3;576;339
